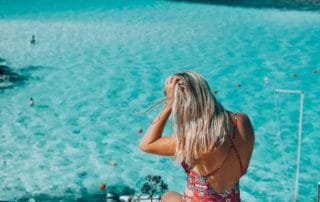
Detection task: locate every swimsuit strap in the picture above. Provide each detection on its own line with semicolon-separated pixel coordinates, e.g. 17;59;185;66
182;113;244;176
206;113;244;176
204;146;232;177
234;112;238;125
228;113;245;175
182;161;191;173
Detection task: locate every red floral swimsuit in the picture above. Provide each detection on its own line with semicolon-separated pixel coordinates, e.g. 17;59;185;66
181;114;244;202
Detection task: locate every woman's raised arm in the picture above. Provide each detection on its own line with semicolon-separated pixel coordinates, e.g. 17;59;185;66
139;106;176;156
139;76;179;156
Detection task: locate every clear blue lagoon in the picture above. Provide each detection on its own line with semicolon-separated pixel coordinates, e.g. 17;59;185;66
0;0;319;201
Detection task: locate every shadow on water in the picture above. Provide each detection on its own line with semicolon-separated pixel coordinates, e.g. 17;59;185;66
0;66;26;89
0;57;43;90
168;0;320;11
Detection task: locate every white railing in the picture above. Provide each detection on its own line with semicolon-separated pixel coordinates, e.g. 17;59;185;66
318;182;320;202
274;89;304;202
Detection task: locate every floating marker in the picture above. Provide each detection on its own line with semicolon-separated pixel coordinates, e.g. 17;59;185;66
100;183;106;191
138;128;143;134
110;161;116;167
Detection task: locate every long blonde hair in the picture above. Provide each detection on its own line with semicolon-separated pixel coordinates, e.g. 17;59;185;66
171;71;231;165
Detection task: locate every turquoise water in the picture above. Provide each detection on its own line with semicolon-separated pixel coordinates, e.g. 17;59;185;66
0;0;319;201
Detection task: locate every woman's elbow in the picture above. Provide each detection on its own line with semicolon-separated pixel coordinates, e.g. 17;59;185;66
139;142;149;153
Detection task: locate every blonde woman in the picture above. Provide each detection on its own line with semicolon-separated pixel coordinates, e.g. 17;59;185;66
139;71;255;202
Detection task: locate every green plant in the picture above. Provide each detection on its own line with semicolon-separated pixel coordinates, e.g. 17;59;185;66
141;175;168;201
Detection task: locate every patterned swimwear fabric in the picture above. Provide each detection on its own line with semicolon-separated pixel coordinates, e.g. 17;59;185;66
181;166;241;202
181;113;242;202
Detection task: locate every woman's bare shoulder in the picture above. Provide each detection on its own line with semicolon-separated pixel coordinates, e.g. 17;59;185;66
234;112;255;141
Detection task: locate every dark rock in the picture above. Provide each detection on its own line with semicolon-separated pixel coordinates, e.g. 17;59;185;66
0;64;27;89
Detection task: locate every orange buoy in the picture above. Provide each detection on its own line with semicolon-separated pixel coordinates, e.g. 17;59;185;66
100;183;106;191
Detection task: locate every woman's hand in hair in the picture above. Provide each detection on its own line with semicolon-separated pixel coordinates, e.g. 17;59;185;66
164;76;179;108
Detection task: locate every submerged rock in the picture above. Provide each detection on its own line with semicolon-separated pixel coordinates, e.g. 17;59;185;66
0;64;27;89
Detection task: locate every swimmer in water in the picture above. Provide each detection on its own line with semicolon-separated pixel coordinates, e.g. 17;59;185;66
29;97;34;107
30;35;35;44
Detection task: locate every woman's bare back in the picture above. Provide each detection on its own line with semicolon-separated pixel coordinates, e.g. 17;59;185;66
189;112;255;193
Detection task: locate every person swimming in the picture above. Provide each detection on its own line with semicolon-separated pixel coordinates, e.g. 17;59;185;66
30;35;35;44
29;97;34;107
